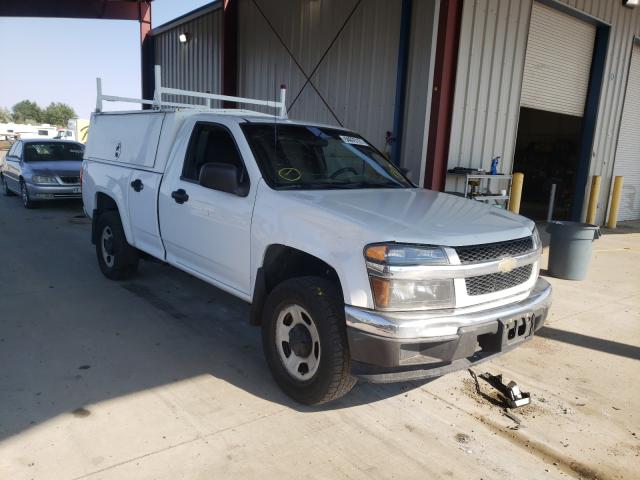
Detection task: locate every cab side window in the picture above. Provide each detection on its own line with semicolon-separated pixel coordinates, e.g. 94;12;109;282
182;123;248;188
13;142;23;159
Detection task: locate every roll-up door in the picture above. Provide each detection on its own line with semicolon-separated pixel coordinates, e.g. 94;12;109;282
613;43;640;221
520;2;596;117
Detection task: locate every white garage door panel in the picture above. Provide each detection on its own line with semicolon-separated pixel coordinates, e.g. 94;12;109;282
521;2;596;117
613;44;640;221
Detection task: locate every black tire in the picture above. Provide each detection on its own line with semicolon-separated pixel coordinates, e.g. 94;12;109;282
95;210;139;280
1;175;14;196
262;276;356;405
20;180;36;209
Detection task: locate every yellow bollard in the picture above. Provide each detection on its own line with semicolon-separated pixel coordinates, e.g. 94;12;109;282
586;175;601;225
509;172;524;214
607;176;624;229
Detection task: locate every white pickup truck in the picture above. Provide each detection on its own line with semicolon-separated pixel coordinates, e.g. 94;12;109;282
82;82;551;405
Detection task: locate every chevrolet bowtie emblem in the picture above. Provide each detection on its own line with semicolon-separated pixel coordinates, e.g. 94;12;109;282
498;257;517;273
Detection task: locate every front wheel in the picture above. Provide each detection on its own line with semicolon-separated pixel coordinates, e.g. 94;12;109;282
20;181;36;208
262;276;356;405
95;211;139;280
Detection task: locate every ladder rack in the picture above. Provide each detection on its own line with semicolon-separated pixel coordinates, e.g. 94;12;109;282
96;65;288;118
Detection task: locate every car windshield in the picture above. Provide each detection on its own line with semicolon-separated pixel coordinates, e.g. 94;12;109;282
241;124;412;190
23;142;84;162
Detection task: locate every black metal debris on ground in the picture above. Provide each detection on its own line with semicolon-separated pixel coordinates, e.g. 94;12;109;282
468;369;531;409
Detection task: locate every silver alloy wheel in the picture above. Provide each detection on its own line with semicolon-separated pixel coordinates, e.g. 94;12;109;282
275;304;321;381
21;183;29;206
101;226;115;268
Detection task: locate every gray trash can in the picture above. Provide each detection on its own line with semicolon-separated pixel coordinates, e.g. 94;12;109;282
548;221;601;280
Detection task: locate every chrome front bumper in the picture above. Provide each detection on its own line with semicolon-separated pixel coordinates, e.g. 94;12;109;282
27;182;82;199
345;278;552;382
346;278;552;340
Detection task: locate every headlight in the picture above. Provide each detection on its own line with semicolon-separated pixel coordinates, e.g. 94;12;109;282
32;175;58;184
532;225;541;249
365;244;455;311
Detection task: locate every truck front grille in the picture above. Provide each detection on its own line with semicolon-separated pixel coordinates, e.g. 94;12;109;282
465;265;533;296
59;176;80;184
455;236;534;264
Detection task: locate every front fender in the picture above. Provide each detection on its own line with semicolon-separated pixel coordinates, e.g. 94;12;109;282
251;184;374;309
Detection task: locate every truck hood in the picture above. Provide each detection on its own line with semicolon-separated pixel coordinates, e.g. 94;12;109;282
28;160;81;176
283;188;534;246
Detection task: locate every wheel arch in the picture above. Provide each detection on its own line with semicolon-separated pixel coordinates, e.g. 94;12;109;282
249;244;344;326
91;191;132;245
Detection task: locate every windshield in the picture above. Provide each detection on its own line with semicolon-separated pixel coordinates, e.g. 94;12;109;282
23;142;84;162
241;124;412;190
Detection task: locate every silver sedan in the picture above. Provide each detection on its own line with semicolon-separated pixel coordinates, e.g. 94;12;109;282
1;139;84;208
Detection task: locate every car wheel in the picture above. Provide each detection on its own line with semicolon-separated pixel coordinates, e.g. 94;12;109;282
96;210;139;280
20;181;36;209
262;276;356;405
1;175;14;196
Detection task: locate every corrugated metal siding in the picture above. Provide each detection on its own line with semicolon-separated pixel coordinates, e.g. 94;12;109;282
521;2;595;116
448;0;640;224
401;0;438;183
446;0;532;193
237;0;401;151
153;7;223;107
612;42;640;221
561;0;640;224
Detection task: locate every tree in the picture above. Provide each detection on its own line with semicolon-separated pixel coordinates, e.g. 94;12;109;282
42;102;76;127
12;100;42;124
0;107;11;123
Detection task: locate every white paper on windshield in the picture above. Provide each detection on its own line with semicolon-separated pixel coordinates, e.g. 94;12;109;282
339;135;367;146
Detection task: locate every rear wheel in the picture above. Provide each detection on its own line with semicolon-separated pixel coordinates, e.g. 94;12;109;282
96;211;139;280
20;181;36;209
1;175;14;196
262;276;356;405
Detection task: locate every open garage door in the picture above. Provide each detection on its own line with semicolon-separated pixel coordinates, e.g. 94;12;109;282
513;2;596;220
520;2;595;116
613;42;640;221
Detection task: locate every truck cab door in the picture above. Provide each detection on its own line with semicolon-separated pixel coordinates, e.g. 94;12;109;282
158;121;255;297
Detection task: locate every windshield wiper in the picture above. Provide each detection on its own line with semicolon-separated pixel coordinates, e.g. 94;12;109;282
335;181;404;189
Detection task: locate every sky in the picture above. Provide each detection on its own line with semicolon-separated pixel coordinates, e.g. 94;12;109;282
0;0;214;121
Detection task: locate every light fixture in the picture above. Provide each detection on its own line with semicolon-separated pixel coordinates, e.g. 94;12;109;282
623;0;638;8
178;33;189;43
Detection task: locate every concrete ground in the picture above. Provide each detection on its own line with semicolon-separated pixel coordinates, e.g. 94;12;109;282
0;197;638;480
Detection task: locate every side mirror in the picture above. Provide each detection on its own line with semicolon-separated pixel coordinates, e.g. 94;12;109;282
198;162;249;196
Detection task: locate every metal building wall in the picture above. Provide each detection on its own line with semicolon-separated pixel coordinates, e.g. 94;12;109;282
237;0;402;151
153;6;223;106
401;0;439;183
447;0;640;224
561;0;640;223
446;0;531;193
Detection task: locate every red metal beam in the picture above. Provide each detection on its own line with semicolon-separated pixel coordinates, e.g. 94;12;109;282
222;0;238;105
423;0;463;191
0;0;150;20
139;1;154;103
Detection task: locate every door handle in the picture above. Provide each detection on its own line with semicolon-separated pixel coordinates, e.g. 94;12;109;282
130;179;143;192
171;188;189;204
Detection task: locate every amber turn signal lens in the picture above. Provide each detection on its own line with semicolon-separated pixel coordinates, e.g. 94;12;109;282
365;245;387;262
370;276;390;308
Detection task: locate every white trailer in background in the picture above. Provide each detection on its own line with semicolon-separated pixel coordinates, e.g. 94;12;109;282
0;122;57;140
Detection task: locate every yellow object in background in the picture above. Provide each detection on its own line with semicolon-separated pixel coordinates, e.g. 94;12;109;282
586;175;601;225
508;172;524;214
607;176;624;229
